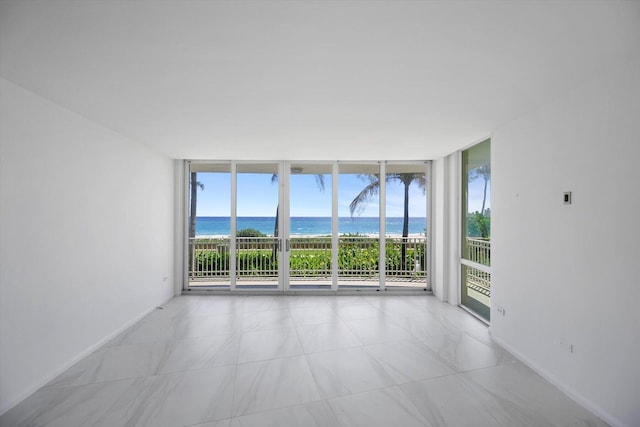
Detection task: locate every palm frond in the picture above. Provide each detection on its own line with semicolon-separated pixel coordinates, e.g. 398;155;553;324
314;174;326;191
349;180;380;217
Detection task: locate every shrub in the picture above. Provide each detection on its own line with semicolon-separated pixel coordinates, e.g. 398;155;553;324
237;228;267;237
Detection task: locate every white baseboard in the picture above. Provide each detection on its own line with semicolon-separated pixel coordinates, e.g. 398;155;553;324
490;334;622;427
0;296;173;416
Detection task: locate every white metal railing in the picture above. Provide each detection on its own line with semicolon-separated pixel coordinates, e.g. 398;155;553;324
385;237;427;279
189;237;231;281
235;237;279;279
465;265;491;292
189;236;428;283
463;238;491;297
466;237;490;266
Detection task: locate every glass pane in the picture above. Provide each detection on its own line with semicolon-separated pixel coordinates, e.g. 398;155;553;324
289;163;332;290
338;164;380;289
461;139;491;321
236;164;280;289
462;265;491;320
385;164;428;289
188;165;231;288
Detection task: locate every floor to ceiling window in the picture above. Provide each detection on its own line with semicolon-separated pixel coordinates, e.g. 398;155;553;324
384;163;428;289
187;163;232;289
461;139;491;320
186;161;430;292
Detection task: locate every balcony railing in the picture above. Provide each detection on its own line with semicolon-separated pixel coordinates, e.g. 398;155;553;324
188;236;427;286
466;237;490;266
464;237;491;299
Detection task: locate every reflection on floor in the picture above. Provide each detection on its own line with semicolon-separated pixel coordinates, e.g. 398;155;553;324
1;295;607;427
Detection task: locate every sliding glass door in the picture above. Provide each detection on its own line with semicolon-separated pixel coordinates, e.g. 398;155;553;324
461;139;491;320
337;163;381;290
235;163;282;289
384;163;428;290
187;164;232;288
287;163;333;290
186;161;430;292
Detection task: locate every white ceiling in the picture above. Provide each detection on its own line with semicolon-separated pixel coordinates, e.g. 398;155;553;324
1;0;639;160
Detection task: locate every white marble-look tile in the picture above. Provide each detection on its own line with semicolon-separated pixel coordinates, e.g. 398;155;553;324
195;297;245;317
333;302;383;321
242;296;290;313
363;296;426;315
399;374;518;427
282;296;331;309
427;304;489;335
237;327;303;363
419;332;514;372
387;309;459;338
142;297;203;321
405;295;452;312
142;304;189;322
106;317;179;346
44;342;166;388
232;355;320;417
343;317;412;345
399;368;598;427
94;366;235;427
365;338;455;383
5;295;607;427
463;363;608;426
188;420;231;427
325;295;365;306
176;312;244;338
327;386;432;427
0;378;140;427
289;304;337;325
242;308;294;332
229;400;340;427
155;334;240;374
295;321;362;354
306;347;396;398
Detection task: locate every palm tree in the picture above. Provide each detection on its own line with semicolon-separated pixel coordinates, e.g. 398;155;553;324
472;165;491;216
468;164;490;238
189;172;205;239
350;173;425;271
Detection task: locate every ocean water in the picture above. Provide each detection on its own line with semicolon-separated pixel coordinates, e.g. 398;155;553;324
196;217;427;236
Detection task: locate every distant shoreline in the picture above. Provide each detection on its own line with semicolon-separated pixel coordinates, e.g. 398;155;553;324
195;216;428;238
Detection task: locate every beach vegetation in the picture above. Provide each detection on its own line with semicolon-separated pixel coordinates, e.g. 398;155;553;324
237;228;267;237
192;238;426;278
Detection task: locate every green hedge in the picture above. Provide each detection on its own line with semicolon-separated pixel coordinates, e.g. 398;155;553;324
192;242;426;277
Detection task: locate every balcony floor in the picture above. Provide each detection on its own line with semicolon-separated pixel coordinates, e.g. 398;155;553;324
189;277;429;290
1;295;606;427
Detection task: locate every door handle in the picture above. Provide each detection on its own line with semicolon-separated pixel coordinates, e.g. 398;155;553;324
286;239;290;251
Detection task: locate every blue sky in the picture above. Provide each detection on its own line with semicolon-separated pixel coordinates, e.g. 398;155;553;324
195;172;488;217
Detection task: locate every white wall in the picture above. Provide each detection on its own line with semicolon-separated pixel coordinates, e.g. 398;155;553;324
0;78;175;414
431;153;460;303
490;57;640;427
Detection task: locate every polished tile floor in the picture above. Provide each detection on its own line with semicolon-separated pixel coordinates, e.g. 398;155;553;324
1;295;607;427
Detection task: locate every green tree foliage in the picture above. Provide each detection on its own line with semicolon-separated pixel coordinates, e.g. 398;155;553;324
467;211;490;238
237;228;267;237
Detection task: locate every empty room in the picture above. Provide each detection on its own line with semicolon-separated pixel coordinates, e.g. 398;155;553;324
1;1;639;426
